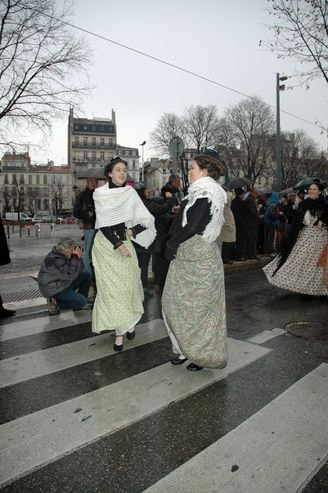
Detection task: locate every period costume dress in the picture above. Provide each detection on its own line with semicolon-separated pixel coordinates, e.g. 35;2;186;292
162;176;228;368
92;182;156;334
263;196;328;296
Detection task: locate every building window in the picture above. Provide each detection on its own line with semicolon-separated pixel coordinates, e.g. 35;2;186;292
92;137;96;146
92;151;96;161
83;151;88;161
19;174;24;184
101;152;104;161
84;137;87;146
4;175;8;184
75;136;79;144
43;175;47;185
129;150;132;156
100;138;104;146
29;175;32;185
36;175;40;185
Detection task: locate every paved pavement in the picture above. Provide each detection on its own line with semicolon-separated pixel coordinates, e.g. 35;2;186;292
0;230;327;492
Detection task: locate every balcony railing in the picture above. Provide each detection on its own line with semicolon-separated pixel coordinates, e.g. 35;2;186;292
72;142;116;149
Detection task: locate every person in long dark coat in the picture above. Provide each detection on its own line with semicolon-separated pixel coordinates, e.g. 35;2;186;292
133;182;175;295
244;189;260;259
231;188;248;260
0;218;16;319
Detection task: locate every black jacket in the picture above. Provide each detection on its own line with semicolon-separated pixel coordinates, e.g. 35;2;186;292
38;247;84;297
73;188;95;228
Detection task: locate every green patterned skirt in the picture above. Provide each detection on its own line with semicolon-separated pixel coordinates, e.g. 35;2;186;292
92;230;144;334
162;235;228;368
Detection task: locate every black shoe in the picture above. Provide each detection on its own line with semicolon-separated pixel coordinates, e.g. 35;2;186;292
186;362;203;371
113;343;123;352
127;330;135;340
171;356;188;365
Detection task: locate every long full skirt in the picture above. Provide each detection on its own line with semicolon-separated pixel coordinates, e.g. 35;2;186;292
263;224;328;296
162;235;228;368
92;230;144;334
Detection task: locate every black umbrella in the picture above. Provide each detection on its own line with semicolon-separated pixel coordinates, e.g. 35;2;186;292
227;177;252;189
293;177;327;190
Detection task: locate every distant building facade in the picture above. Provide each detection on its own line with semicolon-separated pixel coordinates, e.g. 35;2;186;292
67;108;117;192
0;152;74;217
68;108;140;188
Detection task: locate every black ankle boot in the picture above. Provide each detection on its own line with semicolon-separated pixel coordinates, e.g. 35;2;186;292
127;330;135;340
186;362;203;371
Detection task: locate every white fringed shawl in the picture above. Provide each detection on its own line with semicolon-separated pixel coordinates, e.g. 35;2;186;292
94;184;156;248
182;176;227;243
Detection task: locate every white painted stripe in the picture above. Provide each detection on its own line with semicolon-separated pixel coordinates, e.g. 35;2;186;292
3;297;46;311
0;319;167;387
0;338;269;486
145;363;328;493
247;328;286;345
0;310;92;342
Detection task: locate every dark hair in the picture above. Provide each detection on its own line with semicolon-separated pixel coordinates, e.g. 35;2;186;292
104;156;128;177
169;174;180;183
308;182;325;192
192;154;225;181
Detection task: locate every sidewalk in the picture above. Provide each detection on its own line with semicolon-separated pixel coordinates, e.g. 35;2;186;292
1;223;84;313
0;224;271;313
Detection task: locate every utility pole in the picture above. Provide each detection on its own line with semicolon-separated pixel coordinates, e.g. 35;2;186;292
140;141;146;182
275;73;287;192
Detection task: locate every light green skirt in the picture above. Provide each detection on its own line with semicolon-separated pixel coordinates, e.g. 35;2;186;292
92;230;144;334
162;235;228;368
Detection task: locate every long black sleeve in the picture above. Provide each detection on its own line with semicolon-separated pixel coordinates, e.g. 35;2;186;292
166;198;211;259
100;226;124;248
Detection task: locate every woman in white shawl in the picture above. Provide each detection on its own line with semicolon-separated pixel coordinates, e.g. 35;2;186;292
92;156;156;351
162;154;228;371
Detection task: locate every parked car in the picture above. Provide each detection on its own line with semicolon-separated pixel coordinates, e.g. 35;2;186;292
5;212;31;221
32;215;52;223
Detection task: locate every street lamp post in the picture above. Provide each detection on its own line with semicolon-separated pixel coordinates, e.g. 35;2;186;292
140;141;146;182
275;73;287;192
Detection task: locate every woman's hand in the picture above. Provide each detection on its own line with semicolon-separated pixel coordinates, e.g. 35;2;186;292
317;220;323;230
127;228;133;239
165;191;173;199
118;244;131;257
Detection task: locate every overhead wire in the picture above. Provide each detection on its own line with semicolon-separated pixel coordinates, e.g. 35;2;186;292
34;9;327;135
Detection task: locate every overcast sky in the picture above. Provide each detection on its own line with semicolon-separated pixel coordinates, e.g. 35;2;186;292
34;0;327;164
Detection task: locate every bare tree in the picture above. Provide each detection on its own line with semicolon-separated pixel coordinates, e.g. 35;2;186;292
279;131;302;188
262;0;328;86
0;0;91;149
182;104;220;152
10;174;26;216
149;113;185;155
221;97;275;181
276;130;327;188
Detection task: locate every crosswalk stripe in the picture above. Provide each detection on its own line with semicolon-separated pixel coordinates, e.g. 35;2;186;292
0;338;269;486
0;310;92;341
246;328;286;345
145;363;328;493
0;319;166;387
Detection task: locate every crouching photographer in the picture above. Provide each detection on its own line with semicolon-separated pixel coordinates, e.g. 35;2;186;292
38;237;92;315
